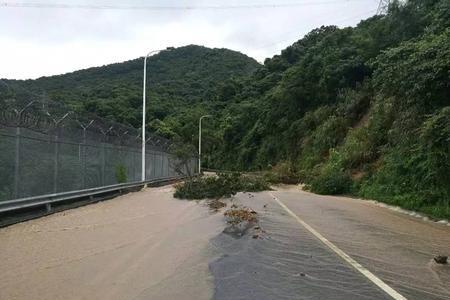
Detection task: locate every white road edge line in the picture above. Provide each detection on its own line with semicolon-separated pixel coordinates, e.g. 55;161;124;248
269;191;407;300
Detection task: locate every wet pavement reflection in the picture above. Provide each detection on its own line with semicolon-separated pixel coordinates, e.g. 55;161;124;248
210;191;392;300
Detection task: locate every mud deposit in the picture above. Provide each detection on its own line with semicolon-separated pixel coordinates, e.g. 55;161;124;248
209;192;391;300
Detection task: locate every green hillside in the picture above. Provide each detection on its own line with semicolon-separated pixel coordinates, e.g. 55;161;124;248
3;45;260;135
209;0;449;218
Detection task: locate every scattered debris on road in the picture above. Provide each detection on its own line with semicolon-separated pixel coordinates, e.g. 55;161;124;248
208;199;227;211
434;255;448;264
224;206;258;225
252;225;266;239
223;206;258;238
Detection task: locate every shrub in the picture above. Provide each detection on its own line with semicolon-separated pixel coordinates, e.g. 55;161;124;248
308;150;352;195
241;174;272;191
115;164;127;183
264;161;299;184
174;172;270;199
309;168;352;195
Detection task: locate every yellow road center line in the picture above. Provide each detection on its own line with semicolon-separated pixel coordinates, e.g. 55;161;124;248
269;191;407;300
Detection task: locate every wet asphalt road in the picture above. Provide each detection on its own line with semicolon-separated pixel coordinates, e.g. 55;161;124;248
211;186;450;300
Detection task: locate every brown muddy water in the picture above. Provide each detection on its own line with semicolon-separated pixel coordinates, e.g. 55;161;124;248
210;192;391;300
1;185;449;300
0;186;224;300
268;186;450;300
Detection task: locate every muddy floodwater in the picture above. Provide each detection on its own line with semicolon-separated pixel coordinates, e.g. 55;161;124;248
1;185;449;300
210;192;391;300
0;186;224;300
270;186;450;300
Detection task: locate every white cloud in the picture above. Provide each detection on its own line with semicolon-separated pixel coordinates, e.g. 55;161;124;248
0;0;379;79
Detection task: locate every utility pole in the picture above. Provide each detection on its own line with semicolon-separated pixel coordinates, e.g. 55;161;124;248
198;115;212;174
377;0;390;15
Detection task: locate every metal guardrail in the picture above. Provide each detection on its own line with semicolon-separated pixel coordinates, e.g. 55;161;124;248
202;168;262;175
0;176;184;214
202;168;237;174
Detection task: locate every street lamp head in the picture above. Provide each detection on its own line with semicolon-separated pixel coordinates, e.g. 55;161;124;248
145;47;175;59
146;49;161;58
200;114;213;120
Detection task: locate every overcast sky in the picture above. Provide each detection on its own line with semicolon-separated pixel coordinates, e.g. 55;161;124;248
0;0;380;80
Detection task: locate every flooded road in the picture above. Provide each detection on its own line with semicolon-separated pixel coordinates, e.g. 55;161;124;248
267;186;450;300
0;186;223;300
210;191;391;300
1;184;449;299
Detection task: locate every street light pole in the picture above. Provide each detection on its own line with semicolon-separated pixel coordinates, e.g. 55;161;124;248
198;115;212;174
142;49;162;182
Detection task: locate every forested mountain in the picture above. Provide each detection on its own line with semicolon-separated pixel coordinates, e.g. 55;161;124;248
3;0;449;218
3;45;260;133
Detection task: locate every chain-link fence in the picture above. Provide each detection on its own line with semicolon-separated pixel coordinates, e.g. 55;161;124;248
0;91;197;202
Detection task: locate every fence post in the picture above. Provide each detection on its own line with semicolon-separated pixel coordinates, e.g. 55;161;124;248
81;129;87;189
132;148;135;181
144;149;148;181
135;149;139;181
13;127;21;199
100;127;113;186
101;141;105;186
163;154;166;178
168;155;171;177
53;130;59;193
160;153;163;179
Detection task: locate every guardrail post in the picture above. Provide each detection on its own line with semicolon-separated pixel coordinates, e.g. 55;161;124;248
13;127;21;199
45;203;51;212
